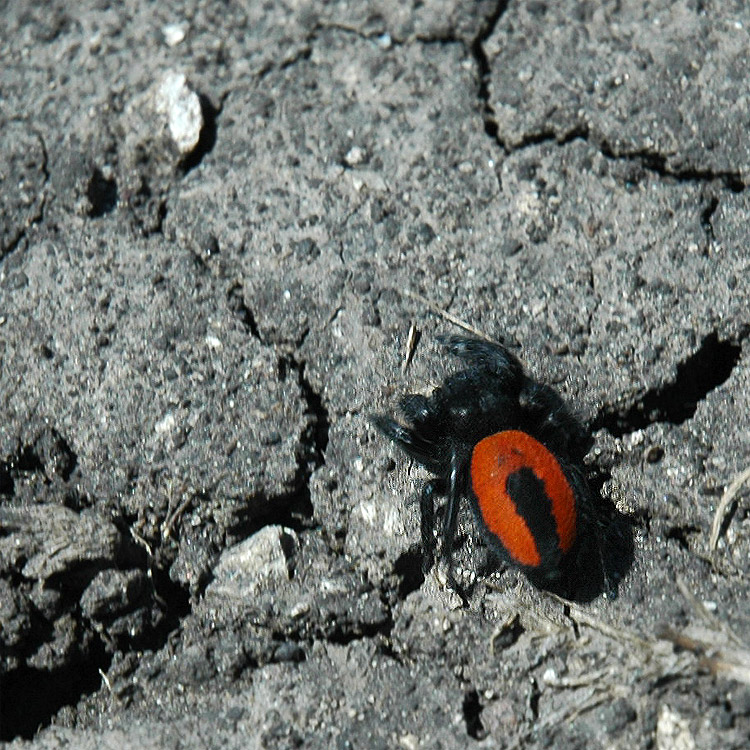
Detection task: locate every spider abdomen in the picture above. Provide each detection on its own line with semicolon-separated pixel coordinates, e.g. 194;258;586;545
470;430;577;573
372;335;599;598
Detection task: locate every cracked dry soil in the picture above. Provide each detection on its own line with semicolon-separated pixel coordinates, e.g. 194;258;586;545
2;1;750;748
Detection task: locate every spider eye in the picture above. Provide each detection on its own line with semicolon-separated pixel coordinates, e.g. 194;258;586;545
449;404;471;423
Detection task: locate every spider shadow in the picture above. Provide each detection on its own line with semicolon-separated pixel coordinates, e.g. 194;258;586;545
452;477;636;604
544;477;635;603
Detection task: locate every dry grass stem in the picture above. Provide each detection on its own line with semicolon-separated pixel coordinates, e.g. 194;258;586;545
402;290;499;344
709;464;750;551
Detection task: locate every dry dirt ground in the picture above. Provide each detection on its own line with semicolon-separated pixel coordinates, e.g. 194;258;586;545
2;1;750;748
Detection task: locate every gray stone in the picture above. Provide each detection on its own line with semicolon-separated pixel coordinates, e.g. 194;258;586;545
206;526;298;601
0;505;120;581
80;569;148;621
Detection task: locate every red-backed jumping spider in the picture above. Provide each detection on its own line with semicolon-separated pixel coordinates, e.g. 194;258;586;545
373;336;612;601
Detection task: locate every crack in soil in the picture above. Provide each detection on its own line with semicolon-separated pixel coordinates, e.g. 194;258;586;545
488;119;747;193
1;129;49;258
592;331;745;437
227;282;263;342
272;353;329;523
0;424;192;740
1;639;110;741
220;296;329;542
470;1;511;141
463;687;488;740
700;193;720;245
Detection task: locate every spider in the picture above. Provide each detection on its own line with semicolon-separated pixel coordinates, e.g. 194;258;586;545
372;335;601;600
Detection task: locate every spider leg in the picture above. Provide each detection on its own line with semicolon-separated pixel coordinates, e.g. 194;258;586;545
369;414;441;472
518;381;592;457
420;480;437;574
441;448;469;605
438;335;523;383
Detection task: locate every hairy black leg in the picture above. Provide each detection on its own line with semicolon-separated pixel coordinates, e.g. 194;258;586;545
518;381;591;458
441;449;469;605
369;414;442;472
420;480;437;574
438;335;523;384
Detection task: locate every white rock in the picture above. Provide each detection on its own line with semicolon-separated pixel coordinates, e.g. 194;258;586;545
656;705;695;750
162;23;187;47
206;525;298;600
155;71;203;154
344;146;366;166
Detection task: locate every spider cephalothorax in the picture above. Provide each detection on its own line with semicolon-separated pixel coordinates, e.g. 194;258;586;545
373;335;596;598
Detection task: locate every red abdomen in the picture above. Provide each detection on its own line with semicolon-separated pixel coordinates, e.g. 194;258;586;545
470;430;577;568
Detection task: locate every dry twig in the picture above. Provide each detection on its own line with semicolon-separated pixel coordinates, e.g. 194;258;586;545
401;289;499;343
710;464;750;551
402;324;420;372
